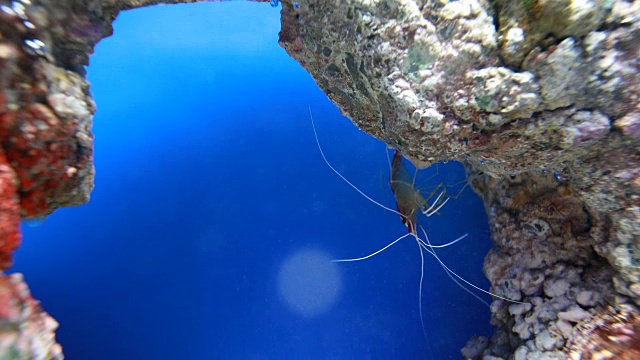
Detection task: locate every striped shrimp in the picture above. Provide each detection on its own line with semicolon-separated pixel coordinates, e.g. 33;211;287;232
308;107;526;340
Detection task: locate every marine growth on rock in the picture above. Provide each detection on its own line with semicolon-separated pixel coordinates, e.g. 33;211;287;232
0;0;639;359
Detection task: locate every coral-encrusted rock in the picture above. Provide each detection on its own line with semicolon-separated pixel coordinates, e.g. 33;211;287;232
494;0;612;68
279;0;638;173
465;169;620;358
0;151;20;270
0;0;639;359
567;304;640;360
0;0;95;221
0;273;62;359
279;0;639;357
0;0;273;272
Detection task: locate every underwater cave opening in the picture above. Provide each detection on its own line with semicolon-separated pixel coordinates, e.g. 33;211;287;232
11;2;495;359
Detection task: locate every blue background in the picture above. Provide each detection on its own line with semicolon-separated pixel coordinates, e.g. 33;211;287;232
11;2;494;359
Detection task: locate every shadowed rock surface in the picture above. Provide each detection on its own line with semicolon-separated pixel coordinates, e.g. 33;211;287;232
0;0;638;358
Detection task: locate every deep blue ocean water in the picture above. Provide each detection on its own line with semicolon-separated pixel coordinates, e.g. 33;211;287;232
10;3;495;359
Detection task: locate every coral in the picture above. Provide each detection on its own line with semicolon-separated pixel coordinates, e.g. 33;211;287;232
526;38;583;111
464;67;540;128
614;111;640;139
461;336;490;359
566;304;640;360
0;0;98;270
464;169;623;358
0;0;637;359
0;273;62;359
494;0;612;68
0;150;20;270
0;1;95;221
279;0;639;174
278;2;640;356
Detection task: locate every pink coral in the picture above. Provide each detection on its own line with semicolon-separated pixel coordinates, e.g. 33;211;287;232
0;273;62;359
0;2;94;268
0;149;20;270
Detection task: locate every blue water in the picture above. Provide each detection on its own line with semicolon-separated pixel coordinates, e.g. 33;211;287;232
11;3;494;359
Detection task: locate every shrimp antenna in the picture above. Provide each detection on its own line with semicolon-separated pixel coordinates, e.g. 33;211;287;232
414;229;490;307
331;232;413;263
418;226;527;305
409;221;473;348
308;106;402;217
331;229;467;263
416;237;429;349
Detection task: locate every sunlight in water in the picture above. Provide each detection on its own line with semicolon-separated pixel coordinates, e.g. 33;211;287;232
277;249;342;317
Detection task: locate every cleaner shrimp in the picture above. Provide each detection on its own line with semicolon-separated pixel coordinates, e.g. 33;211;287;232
308;106;526;341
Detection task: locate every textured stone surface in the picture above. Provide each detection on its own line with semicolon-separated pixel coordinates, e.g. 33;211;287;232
0;0;100;271
465;169;627;358
0;0;96;222
1;0;639;359
0;273;62;359
567;304;640;360
279;0;639;174
277;1;640;357
0;150;20;270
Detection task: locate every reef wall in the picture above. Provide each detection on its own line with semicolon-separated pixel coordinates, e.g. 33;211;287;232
0;0;638;358
280;0;640;358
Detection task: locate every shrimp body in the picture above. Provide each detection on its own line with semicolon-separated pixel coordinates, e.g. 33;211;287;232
308;106;526;310
390;150;447;234
390;150;425;233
